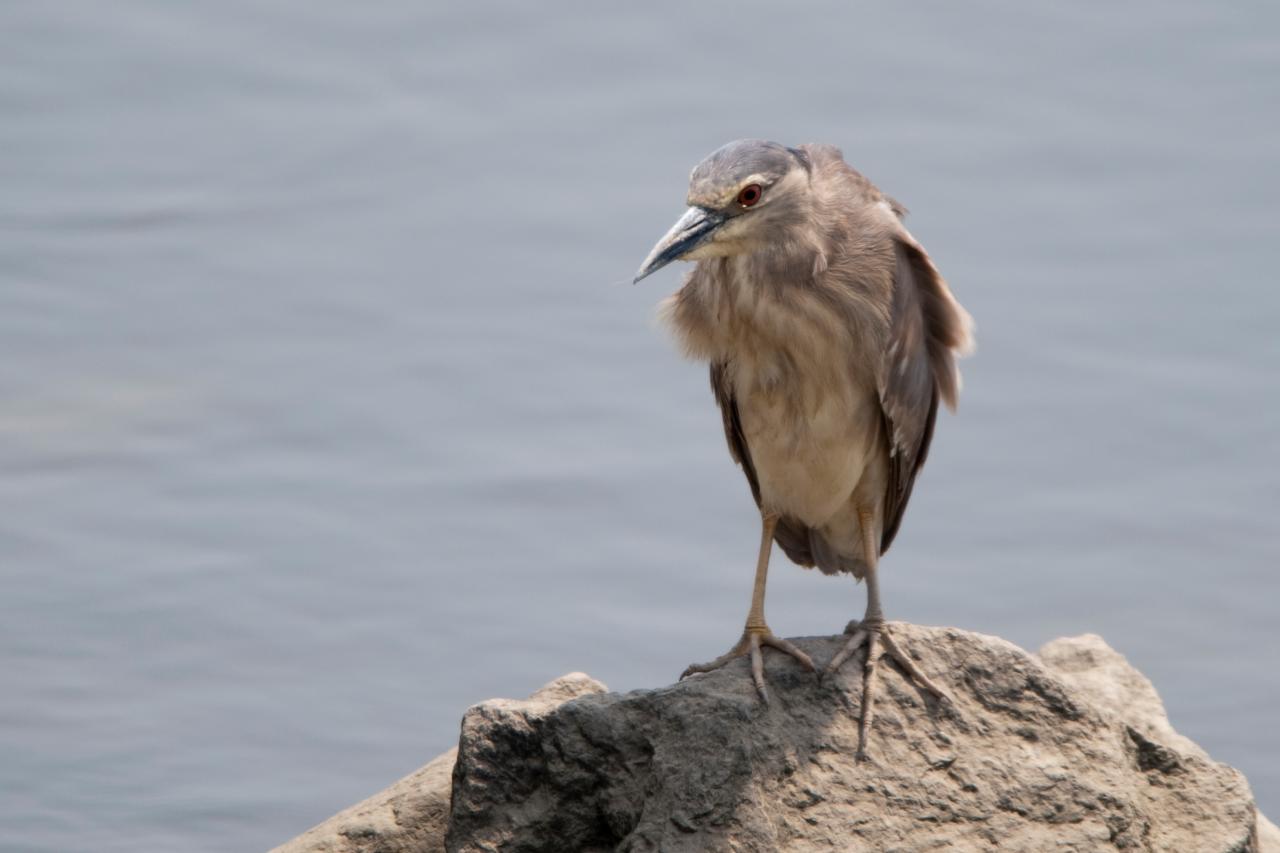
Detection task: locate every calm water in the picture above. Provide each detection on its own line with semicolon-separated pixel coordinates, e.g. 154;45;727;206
2;2;1277;850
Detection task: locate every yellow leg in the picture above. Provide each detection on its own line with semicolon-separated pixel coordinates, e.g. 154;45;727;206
823;508;948;759
744;513;778;631
681;512;816;703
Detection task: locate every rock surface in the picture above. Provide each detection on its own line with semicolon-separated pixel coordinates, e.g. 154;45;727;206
270;673;607;853
1039;635;1280;852
447;626;1260;852
274;628;1272;853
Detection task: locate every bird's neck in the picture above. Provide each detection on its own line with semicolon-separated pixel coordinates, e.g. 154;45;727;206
730;236;829;289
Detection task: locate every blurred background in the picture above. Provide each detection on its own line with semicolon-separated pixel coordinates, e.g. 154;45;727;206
2;2;1277;850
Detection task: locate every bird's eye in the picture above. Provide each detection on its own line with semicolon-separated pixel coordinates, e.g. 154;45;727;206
737;184;762;208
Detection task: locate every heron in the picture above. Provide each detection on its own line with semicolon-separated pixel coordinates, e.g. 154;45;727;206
633;140;973;756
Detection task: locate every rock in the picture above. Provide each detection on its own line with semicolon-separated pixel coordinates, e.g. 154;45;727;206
1038;634;1278;853
270;673;607;853
1262;816;1280;852
1038;633;1207;759
271;748;457;853
446;625;1262;852
272;630;1273;853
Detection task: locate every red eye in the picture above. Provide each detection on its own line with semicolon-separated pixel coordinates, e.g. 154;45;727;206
737;184;762;207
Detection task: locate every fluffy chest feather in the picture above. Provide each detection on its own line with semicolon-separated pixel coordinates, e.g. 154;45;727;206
729;313;881;525
665;258;885;525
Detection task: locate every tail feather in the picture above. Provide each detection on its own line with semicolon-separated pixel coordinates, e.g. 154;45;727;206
772;516;814;567
772;515;868;579
809;529;867;578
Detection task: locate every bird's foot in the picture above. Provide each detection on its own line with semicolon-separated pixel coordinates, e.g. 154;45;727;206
680;626;815;704
823;619;949;760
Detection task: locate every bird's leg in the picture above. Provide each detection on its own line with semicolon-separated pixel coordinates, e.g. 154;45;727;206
680;512;816;703
824;509;947;759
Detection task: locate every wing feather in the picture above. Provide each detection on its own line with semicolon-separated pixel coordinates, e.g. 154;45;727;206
877;235;973;553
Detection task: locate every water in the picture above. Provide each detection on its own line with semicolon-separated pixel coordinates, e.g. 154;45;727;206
2;2;1277;850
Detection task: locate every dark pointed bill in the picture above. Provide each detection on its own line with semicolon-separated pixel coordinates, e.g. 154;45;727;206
633;207;725;283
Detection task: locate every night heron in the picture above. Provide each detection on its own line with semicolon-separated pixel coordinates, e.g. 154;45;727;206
634;140;973;756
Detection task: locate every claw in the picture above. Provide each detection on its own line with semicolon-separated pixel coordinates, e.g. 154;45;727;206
760;634;816;672
856;632;882;758
679;628;814;702
824;622;946;760
748;634;767;702
879;629;949;702
823;629;868;680
680;639;748;680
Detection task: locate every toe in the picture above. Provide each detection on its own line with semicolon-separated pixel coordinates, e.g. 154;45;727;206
879;627;949;702
856;632;883;757
679;638;750;681
760;635;816;671
824;629;868;678
748;634;769;704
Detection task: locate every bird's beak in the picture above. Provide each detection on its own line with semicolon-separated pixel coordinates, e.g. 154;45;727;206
633;206;726;283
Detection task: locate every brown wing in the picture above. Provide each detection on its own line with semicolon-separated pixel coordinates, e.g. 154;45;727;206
877;235;973;554
709;362;815;567
709;362;759;504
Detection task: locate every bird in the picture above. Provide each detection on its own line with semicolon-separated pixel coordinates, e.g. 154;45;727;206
633;139;973;757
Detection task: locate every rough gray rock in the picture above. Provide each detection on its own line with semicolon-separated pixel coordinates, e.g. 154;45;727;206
1039;633;1209;760
270;673;607;853
1039;634;1280;852
447;626;1260;852
272;629;1273;853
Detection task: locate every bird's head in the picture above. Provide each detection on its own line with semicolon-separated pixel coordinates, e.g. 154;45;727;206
634;139;813;283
